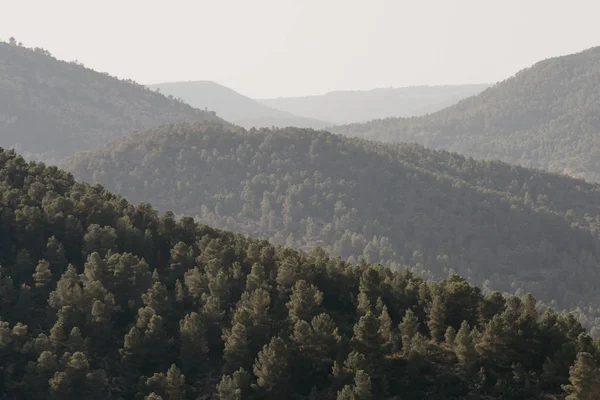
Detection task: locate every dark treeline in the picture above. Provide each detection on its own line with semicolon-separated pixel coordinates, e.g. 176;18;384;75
1;147;600;398
330;46;600;183
65;123;600;335
0;39;224;162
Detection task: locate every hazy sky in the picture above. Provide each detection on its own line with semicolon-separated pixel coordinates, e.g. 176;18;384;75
2;0;599;98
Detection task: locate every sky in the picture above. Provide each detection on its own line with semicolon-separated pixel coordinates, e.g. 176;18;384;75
1;0;599;98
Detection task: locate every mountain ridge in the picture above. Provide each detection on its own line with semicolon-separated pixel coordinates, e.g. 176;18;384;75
64;121;600;335
329;46;600;182
0;41;225;162
148;80;332;129
258;84;491;124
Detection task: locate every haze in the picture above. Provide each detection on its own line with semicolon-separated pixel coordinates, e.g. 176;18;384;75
2;0;599;98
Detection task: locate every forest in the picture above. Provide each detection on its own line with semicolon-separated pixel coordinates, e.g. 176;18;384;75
65;122;600;336
0;41;223;161
330;46;600;183
1;147;599;399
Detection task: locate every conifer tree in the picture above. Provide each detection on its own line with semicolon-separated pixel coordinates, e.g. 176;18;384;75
351;311;382;363
378;303;394;350
427;293;446;342
33;259;53;289
562;352;600;400
444;326;456;347
398;309;419;357
253;336;289;397
455;321;476;367
179;312;208;374
286;280;323;325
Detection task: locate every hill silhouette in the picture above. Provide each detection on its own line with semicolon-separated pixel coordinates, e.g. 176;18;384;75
259;84;490;124
0;40;223;162
148;81;332;129
330;46;600;182
1;146;597;398
65;122;600;335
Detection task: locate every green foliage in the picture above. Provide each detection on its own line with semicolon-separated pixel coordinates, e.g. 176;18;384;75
562;352;600;399
0;147;596;398
64;122;600;336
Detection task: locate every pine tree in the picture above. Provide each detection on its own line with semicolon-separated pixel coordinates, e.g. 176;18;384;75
245;263;269;292
455;321;476;367
179;312;208;374
378;303;393;350
253;336;289;397
444;326;457;347
335;370;372;400
353;370;373;400
398;309;419;357
286;280;323;325
562;352;600;400
427;293;446;342
351;311;382;363
222;322;251;374
33;259;53;289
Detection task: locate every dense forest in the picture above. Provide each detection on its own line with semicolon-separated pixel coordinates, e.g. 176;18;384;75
65;122;600;335
258;84;490;125
149;81;331;130
330;46;600;183
1;147;600;399
0;39;224;161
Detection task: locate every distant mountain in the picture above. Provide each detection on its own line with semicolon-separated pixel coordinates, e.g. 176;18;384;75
258;84;490;124
0;41;223;161
66;121;600;335
147;81;332;129
330;46;600;182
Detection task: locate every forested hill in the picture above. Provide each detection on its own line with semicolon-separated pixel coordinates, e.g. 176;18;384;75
65;122;600;335
330;46;600;183
0;40;224;161
2;147;600;399
148;81;332;129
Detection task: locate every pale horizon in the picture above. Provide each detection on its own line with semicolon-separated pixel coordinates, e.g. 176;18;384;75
2;0;599;98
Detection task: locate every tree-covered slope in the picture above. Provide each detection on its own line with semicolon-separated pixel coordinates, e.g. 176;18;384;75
0;40;224;161
1;147;599;399
65;122;600;335
148;81;332;129
258;84;490;125
330;46;600;182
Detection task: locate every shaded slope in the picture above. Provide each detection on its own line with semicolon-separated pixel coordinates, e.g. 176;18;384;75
258;84;490;124
0;146;596;399
65;122;600;334
148;81;332;129
330;46;600;182
0;41;224;161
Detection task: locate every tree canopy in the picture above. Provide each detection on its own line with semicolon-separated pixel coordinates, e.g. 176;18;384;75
65;122;600;335
331;46;600;183
1;146;598;398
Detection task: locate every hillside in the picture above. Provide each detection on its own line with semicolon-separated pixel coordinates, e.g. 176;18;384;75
0;41;224;161
2;146;598;398
148;81;332;129
258;84;490;124
330;46;600;183
65;122;600;336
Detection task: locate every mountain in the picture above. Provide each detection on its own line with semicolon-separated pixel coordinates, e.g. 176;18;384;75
258;84;490;124
0;41;223;162
65;122;600;335
330;46;600;183
1;146;597;399
147;81;332;129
